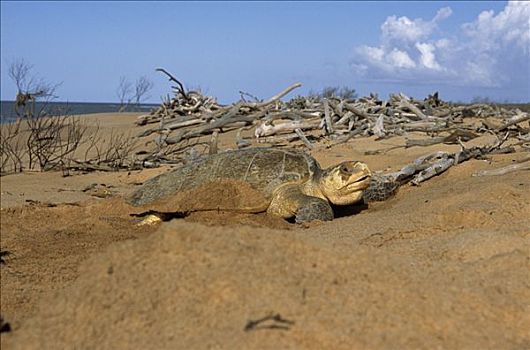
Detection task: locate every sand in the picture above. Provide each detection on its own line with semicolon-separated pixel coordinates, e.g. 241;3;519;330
1;112;529;349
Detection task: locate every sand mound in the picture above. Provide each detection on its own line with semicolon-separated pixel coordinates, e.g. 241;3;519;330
7;219;530;349
2;117;529;349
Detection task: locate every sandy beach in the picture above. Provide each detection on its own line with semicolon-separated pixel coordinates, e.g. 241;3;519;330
1;112;529;349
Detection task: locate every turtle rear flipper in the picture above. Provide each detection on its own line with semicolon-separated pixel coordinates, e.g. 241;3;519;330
136;213;163;226
133;211;186;226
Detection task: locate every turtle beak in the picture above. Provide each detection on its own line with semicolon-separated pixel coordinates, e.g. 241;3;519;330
354;163;372;183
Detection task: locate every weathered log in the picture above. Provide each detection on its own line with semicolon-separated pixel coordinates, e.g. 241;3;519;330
236;127;252;149
164;113;260;145
209;131;219;155
242;83;302;109
256;133;301;144
497;113;530;131
406;129;479;147
411;157;454;185
254;120;320;138
294;128;314;149
394;93;428;120
323;99;334;134
343;103;375;119
372;114;386;138
138;118;205;137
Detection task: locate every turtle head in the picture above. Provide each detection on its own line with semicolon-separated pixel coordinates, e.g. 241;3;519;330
318;161;372;205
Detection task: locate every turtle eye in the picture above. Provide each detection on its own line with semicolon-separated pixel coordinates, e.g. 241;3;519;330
340;162;356;174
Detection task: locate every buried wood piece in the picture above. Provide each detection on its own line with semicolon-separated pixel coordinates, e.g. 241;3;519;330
473;159;530;177
405;129;479;147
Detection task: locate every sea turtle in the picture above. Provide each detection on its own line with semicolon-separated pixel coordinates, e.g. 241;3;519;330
128;147;373;224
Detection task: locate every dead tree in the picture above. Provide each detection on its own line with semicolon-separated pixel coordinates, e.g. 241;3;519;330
5;59;92;172
25;114;90;171
8;58;61;117
133;76;154;108
0;119;26;174
116;76;133;112
156;68;188;101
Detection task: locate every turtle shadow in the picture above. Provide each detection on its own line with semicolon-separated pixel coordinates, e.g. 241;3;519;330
331;201;369;219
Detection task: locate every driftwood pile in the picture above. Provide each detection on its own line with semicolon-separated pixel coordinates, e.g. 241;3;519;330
134;70;529;169
363;133;523;201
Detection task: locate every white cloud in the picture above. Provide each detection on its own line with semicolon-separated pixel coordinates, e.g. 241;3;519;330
355;5;451;77
463;1;530;54
353;46;416;76
433;7;453;22
388;49;416;68
381;15;429;45
351;1;530;97
435;38;450;49
415;42;441;70
361;46;385;61
380;7;452;46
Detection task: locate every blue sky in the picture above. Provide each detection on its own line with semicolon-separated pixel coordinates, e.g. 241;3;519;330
1;1;528;104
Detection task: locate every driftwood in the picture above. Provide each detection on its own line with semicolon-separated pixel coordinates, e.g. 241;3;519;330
255;120;320;138
244;83;302;109
473;160;530;176
405;129;479;147
129;69;528;169
411;156;454;185
294;128;314;149
473;155;530;177
365;136;518;200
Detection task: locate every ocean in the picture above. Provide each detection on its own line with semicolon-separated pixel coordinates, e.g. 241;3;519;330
0;100;159;123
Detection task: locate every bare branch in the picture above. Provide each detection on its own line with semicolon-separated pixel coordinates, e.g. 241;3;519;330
116;76;133;112
156;68;188;100
8;58;32;92
133;76;154;106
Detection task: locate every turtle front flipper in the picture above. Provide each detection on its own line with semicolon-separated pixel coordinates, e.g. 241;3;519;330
363;174;400;202
294;197;334;223
268;184;334;223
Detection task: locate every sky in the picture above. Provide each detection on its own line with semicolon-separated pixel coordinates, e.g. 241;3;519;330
1;1;528;104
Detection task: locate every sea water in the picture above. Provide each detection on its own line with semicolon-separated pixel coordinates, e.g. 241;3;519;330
0;100;159;123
